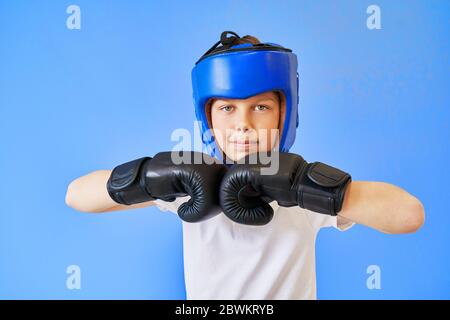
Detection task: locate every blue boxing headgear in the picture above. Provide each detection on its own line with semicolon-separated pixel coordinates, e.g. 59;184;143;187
191;31;299;159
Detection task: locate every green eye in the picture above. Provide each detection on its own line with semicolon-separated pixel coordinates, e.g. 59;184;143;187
255;105;268;111
221;105;233;112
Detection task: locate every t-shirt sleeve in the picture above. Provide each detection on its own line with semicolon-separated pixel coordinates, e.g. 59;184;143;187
153;196;191;215
305;210;355;232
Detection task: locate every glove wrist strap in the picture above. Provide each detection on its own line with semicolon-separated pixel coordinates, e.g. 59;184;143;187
295;162;351;216
106;157;155;205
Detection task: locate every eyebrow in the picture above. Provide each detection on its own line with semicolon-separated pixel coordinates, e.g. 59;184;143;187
214;97;276;106
258;98;277;103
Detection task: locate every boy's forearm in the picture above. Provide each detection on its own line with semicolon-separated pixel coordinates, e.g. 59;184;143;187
338;181;425;234
65;170;118;213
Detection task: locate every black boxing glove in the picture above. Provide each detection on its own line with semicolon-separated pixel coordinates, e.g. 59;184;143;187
219;152;351;225
107;151;227;222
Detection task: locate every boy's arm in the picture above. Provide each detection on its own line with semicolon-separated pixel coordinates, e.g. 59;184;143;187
65;170;155;213
338;181;425;234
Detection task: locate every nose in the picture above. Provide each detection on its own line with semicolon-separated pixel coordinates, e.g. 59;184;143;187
236;124;250;133
234;108;253;133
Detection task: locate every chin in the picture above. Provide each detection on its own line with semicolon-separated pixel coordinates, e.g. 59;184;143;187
228;149;267;162
222;143;274;162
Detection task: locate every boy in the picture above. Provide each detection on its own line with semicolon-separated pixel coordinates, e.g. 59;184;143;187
66;31;424;299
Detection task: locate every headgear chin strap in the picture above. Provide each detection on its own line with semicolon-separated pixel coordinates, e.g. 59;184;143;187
191;31;299;160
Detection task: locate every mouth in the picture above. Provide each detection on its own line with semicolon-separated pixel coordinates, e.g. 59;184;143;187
229;140;258;150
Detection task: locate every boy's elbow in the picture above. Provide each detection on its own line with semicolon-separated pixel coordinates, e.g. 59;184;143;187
401;198;425;233
65;180;92;213
65;180;77;209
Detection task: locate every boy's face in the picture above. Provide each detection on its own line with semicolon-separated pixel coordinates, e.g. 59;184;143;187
209;91;285;161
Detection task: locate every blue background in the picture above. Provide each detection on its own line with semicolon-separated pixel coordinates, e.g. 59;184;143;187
0;0;448;299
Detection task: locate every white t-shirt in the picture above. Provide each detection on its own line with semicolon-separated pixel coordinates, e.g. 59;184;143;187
154;196;353;300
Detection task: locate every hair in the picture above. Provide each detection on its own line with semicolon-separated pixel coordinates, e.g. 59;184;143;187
236;34;261;46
